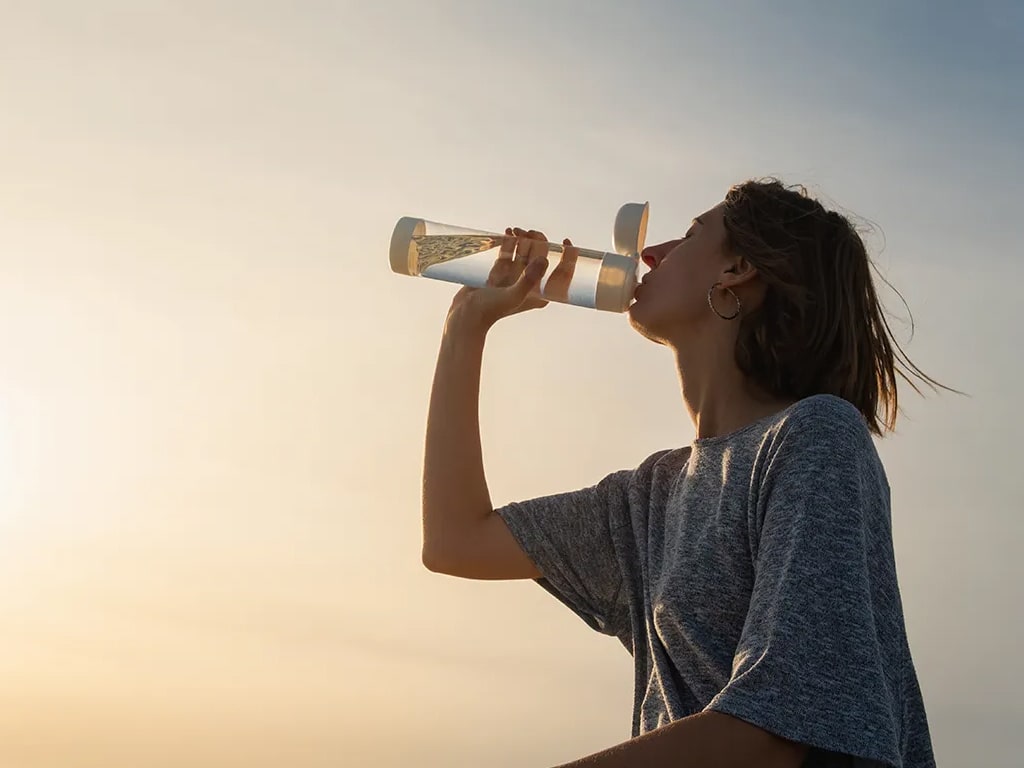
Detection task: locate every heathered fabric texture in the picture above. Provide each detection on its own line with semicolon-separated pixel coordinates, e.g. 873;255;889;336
496;395;935;767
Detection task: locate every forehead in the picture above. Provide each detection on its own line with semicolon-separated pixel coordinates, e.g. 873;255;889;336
692;202;727;234
701;202;726;224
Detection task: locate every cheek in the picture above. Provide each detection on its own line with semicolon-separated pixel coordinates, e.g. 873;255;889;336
658;262;709;311
633;267;708;331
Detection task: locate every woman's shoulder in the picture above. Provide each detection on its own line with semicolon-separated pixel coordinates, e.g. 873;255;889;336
777;394;872;444
635;446;692;477
768;395;886;488
630;395;876;484
617;447;692;494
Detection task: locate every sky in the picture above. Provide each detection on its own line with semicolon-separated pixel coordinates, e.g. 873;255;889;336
0;1;1021;766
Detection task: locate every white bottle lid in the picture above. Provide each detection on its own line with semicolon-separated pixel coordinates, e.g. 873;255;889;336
613;202;649;257
390;216;425;276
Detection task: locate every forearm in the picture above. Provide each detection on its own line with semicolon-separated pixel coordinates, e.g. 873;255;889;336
552;711;807;768
421;309;493;566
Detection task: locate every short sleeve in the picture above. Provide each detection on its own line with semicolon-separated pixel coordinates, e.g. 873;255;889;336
705;398;911;767
495;468;637;638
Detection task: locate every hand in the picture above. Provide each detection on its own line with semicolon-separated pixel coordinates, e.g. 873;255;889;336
447;228;583;330
447;228;551;329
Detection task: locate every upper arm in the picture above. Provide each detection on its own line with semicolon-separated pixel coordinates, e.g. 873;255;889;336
422;512;542;580
426;461;653;637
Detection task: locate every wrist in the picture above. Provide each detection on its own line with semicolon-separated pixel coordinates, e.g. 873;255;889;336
444;303;492;339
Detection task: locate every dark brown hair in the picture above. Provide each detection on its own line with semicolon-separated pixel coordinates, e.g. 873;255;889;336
722;178;947;435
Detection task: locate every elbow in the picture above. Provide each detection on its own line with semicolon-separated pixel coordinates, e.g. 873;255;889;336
421;540;456;575
421;546;445;574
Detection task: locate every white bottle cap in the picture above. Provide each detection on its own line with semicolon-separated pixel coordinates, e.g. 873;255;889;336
390;216;426;276
613;202;650;257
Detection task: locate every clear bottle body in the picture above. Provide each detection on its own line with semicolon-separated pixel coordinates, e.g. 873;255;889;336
390;217;639;313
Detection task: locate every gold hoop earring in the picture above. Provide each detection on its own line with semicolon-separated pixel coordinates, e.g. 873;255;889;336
708;282;741;320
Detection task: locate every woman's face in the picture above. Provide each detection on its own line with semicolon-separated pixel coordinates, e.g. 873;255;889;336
628;202;738;344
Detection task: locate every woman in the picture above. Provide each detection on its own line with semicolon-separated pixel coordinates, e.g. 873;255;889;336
420;179;938;768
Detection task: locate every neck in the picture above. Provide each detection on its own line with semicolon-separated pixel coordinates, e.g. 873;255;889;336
671;334;794;441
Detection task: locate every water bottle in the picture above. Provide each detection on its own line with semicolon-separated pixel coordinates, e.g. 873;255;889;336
389;203;649;313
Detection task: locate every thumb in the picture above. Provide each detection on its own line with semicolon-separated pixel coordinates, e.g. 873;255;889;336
517;257;549;296
494;257;549;317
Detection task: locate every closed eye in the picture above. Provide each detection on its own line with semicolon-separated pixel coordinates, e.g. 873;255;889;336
681;215;704;240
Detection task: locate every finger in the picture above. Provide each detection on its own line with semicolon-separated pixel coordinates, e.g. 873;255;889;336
498;227;515;261
484;250;548;320
525;230;548;260
511;228;528;273
511;256;551;313
561;238;579;261
512;228;548;261
510;227;531;280
543;237;579;302
487;227;516;286
514;251;549;300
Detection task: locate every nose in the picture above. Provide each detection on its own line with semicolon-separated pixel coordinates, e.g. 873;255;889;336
640;240;678;269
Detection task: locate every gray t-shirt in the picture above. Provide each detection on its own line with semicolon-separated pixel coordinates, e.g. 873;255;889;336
496;394;935;768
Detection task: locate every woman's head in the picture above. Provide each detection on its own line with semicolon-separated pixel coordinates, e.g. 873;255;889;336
629;178;940;435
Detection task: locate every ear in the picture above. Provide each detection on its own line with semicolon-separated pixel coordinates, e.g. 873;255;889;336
719;254;759;289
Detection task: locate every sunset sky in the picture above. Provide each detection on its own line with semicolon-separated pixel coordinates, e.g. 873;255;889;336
1;2;1021;766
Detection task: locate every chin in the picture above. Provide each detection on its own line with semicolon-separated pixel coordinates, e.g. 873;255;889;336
629;301;686;347
627;302;663;343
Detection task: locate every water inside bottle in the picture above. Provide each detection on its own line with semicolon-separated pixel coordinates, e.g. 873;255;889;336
411;233;613;309
413;234;501;271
